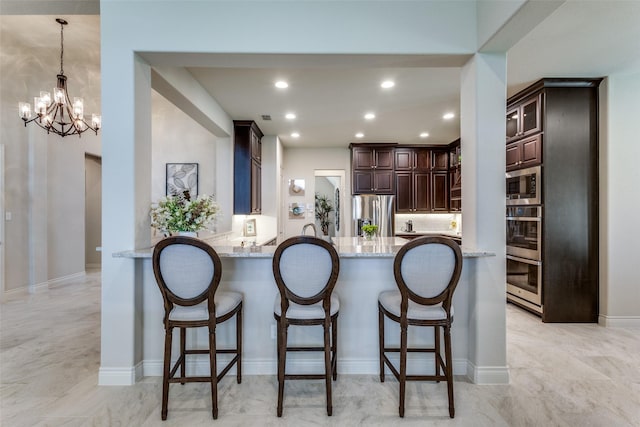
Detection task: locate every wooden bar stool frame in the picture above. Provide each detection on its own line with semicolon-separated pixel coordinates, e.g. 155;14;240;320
152;236;242;420
378;236;463;418
272;236;340;417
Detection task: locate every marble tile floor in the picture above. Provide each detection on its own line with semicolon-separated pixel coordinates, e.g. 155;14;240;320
1;270;639;426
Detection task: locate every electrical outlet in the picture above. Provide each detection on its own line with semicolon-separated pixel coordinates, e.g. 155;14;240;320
270;324;276;340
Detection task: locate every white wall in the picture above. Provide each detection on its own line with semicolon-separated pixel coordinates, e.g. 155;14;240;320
0;16;102;291
281;147;351;239
600;71;640;325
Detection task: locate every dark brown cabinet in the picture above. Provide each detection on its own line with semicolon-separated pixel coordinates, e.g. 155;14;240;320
431;149;449;171
351;145;395;194
431;172;449;211
448;139;461;212
505;78;602;323
506;134;542;171
233;120;263;214
506;94;542;142
394;148;432;212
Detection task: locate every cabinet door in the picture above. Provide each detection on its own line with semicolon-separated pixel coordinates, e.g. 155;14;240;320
431;172;448;211
521;95;542;137
251;160;261;213
374;171;394;194
520;134;542;168
414;172;431;211
353;171;374;194
431;150;448;171
394;149;414;171
353;148;375;169
505;142;521;171
415;148;431;171
375;148;394;170
395;173;413;212
506;106;520;141
251;131;261;163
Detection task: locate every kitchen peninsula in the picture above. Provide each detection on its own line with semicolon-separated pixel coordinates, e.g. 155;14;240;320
114;237;493;380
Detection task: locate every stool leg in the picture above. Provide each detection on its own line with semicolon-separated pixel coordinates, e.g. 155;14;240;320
324;319;333;416
277;319;288;417
444;325;455;418
180;328;186;384
209;325;218;420
331;315;338;381
399;321;408;418
236;305;243;384
434;325;441;382
378;307;385;382
161;326;173;420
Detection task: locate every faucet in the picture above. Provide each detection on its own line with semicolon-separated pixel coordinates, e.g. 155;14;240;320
301;223;318;237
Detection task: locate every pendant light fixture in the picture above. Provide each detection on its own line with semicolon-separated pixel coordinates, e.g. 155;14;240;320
18;18;101;138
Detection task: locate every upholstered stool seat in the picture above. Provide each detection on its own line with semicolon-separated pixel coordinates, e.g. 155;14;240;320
170;291;243;321
273;294;340;319
378;290;452;321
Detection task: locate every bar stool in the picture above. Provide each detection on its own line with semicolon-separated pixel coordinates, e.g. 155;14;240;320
152;236;242;420
272;236;340;417
378;236;462;418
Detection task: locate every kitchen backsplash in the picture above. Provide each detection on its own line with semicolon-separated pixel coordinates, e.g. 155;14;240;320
395;213;462;234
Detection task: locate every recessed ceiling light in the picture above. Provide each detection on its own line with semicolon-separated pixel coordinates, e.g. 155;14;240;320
291;132;300;138
285;113;296;120
355;132;364;138
364;112;375;120
420;132;429;138
381;80;395;89
443;112;455;120
275;81;289;89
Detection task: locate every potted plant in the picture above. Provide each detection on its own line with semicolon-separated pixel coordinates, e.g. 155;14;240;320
315;192;334;236
361;224;378;240
150;190;219;237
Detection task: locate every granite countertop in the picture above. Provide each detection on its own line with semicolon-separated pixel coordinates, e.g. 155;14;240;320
114;236;493;259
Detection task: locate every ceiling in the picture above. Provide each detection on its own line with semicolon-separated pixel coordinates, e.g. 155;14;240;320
2;1;639;148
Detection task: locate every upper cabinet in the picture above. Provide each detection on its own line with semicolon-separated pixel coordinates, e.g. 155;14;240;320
351;145;395;194
506;134;542;171
448;139;461;212
506;94;542;143
233;120;263;215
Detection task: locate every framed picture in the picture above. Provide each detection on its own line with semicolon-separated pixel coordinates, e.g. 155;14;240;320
244;218;257;237
288;179;305;196
166;163;198;196
288;202;306;219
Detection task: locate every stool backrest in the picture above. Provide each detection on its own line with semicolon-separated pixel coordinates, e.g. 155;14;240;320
394;236;462;311
152;236;222;318
273;236;339;309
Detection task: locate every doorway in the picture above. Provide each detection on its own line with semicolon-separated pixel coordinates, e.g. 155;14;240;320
0;145;4;297
314;170;346;238
85;154;102;269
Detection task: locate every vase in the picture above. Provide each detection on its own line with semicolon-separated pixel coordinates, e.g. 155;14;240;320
175;231;197;238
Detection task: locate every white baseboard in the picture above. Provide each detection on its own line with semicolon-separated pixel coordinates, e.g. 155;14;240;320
98;366;137;385
598;314;640;327
466;361;510;384
4;271;86;297
140;356;470;378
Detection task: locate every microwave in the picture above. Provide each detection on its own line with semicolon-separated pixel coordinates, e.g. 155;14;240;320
506;166;541;205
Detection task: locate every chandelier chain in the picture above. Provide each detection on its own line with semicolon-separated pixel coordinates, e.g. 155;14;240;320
59;21;64;75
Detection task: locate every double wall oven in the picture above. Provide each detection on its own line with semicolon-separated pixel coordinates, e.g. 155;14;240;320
506;166;543;313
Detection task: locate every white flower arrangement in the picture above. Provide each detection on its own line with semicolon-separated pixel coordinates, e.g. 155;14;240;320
150;190;219;234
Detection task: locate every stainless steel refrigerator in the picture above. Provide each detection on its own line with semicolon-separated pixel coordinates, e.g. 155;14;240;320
352;195;395;237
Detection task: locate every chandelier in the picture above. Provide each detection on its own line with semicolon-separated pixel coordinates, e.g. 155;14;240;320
18;18;101;138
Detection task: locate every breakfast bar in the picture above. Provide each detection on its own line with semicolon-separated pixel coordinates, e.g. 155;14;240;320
114;237;493;379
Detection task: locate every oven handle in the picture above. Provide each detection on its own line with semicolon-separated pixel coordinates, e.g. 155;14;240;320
506;216;541;221
507;255;542;265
